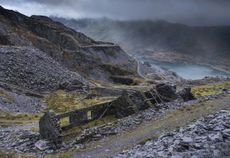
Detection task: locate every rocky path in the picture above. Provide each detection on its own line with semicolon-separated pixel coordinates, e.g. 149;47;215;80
72;94;230;158
115;110;230;158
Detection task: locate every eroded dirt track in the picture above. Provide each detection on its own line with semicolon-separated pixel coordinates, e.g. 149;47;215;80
73;95;230;158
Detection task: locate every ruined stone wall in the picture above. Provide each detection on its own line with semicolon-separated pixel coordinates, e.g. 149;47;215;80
39;84;195;145
57;102;110;131
39;102;111;145
39;85;167;143
110;90;153;118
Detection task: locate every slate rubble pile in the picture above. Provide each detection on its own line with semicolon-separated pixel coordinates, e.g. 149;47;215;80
115;110;230;158
0;46;88;92
0;87;44;113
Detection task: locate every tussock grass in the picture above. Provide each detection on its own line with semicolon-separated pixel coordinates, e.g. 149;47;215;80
192;81;230;97
0;110;41;121
45;90;116;113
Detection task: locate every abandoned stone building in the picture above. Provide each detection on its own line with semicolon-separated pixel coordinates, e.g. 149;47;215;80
39;83;195;146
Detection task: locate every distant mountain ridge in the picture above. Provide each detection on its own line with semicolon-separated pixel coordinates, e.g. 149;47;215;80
53;17;230;67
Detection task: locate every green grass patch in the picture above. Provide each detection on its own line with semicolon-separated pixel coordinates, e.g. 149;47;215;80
45;90;116;113
192;81;230;97
60;117;70;127
0;110;41;121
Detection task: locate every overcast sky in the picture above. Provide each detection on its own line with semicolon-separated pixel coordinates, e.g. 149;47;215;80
1;0;230;26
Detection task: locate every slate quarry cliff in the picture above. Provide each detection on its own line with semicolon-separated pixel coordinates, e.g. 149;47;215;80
0;6;138;92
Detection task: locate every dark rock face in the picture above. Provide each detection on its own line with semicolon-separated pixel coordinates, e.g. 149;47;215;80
0;46;88;92
177;87;196;101
109;76;135;85
0;6;138;84
156;83;177;102
110;91;139;118
81;90;152;118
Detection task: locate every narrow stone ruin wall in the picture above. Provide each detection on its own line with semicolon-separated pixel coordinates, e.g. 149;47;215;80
39;102;111;145
56;102;110;131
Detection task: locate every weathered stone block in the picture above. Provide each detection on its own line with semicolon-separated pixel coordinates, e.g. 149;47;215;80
110;90;151;118
156;83;177;102
177;87;196;101
39;112;62;148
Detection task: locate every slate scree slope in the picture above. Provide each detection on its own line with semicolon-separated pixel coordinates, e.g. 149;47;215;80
0;6;138;93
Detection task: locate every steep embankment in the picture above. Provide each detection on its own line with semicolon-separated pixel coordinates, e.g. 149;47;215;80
53;18;230;72
0;46;88;92
0;6;138;90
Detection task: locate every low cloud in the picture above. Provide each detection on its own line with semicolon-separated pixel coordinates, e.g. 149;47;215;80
1;0;230;26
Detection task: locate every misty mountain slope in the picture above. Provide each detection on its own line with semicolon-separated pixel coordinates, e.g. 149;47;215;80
53;18;230;68
0;6;138;85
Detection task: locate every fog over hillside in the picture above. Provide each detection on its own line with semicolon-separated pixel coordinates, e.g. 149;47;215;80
55;18;230;55
1;0;230;26
52;17;230;78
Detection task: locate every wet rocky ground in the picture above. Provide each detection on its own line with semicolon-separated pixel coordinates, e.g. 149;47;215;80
0;124;39;153
115;110;230;158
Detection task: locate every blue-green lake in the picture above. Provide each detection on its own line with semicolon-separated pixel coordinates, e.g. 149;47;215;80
143;59;230;80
